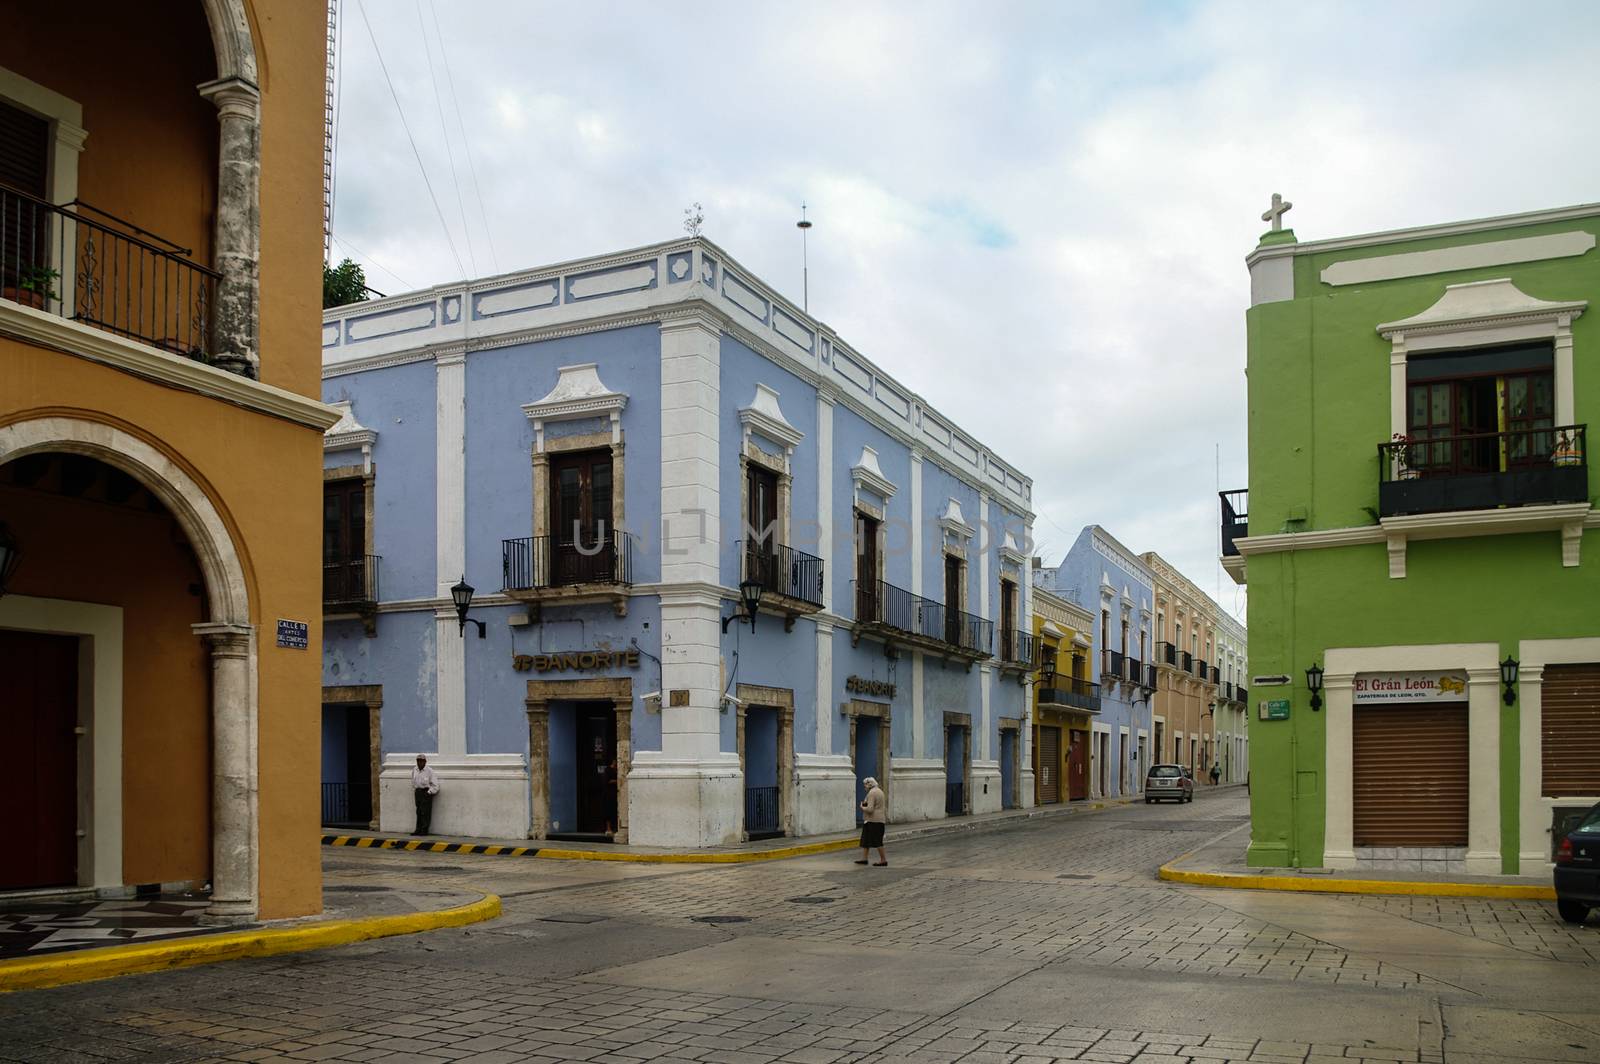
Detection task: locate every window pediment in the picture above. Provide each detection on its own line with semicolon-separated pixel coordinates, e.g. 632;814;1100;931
739;383;803;451
522;363;627;425
851;446;897;503
1379;278;1586;348
323;400;377;453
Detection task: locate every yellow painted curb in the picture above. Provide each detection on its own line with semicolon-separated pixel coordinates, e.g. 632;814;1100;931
1159;863;1556;900
0;893;501;993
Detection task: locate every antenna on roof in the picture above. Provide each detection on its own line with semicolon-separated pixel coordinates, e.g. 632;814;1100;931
797;202;813;313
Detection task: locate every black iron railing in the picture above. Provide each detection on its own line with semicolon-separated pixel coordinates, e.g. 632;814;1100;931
854;579;993;656
1001;628;1039;667
1222;681;1234;702
1103;648;1124;684
1378;424;1587;517
1144;663;1158;689
1125;656;1144;685
1158;641;1177;666
1236;683;1248;703
1193;656;1208;678
1039;676;1102;713
503;530;635;590
1220;489;1248;556
741;541;824;607
321;781;372;826
1179;650;1193;673
1208;665;1220;684
946;781;964;817
324;554;381;610
1;186;220;362
744;786;780;837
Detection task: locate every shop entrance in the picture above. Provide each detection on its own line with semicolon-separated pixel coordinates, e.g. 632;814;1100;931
319;704;372;827
0;629;78;890
999;728;1017;809
854;717;881;825
744;705;782;839
574;703;618;837
1036;725;1060;804
1353;704;1469;846
1068;729;1089;800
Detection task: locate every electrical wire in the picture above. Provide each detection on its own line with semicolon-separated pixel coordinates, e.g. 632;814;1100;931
417;0;476;276
332;233;415;291
429;0;500;274
353;0;467;279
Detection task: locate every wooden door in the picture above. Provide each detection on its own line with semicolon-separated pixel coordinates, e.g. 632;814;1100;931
855;511;879;620
550;450;613;585
575;704;617;835
0;630;79;889
943;555;962;646
1068;730;1088;799
1038;726;1060;804
746;463;779;589
323;478;366;601
1353;704;1469;846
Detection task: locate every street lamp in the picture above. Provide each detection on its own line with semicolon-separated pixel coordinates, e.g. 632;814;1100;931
722;577;765;633
0;523;20;598
451;576;486;639
1500;656;1520;705
1305;662;1324;711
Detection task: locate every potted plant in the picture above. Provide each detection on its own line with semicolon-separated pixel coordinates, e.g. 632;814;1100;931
2;265;60;310
1392;432;1421;480
1552;429;1583;468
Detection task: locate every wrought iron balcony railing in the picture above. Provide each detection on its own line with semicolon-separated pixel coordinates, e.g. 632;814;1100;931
1193;656;1208;678
1157;641;1177;666
1038;675;1102;713
1000;628;1040;667
1378;424;1587;517
854;579;993;656
741;540;824;608
503;530;635;591
1144;663;1159;689
1179;649;1193;673
324;554;381;610
1;186;220;362
1237;683;1249;703
1103;648;1124;684
1220;489;1248;556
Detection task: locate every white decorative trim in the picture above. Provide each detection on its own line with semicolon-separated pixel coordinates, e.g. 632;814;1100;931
0;596;122;892
1518;638;1600;876
322;400;377;475
1324;232;1597;287
1234;525;1388;555
0;64;86;208
521;362;628;426
1381;503;1590;574
937;498;975;541
0;303;338;430
1247;202;1600;266
1378;278;1586;340
851;446;897;502
999;530;1027;568
738;382;803;451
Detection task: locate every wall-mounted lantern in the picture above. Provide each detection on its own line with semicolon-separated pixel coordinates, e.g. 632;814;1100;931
1500;656;1519;705
451;576;486;638
722;577;765;633
1305;663;1324;711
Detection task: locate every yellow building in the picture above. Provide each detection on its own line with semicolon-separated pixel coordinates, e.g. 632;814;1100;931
1031;584;1098;804
0;2;333;919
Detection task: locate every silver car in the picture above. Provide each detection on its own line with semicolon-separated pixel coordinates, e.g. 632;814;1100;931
1145;764;1194;804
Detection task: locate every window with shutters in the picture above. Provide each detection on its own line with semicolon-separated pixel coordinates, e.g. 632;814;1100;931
0;96;50;293
1542;663;1600;797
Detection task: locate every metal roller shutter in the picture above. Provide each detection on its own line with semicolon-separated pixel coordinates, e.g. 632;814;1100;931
1038;726;1060;804
1542;663;1600;797
1353;704;1468;847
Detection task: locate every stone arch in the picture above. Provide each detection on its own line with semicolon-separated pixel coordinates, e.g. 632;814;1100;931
0;414;260;917
200;0;260;86
0;416;249;626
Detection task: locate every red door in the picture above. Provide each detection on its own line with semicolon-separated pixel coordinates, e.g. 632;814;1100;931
1067;729;1089;800
0;630;79;889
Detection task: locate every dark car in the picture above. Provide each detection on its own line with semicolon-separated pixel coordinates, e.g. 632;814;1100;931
1555;801;1600;925
1145;764;1193;804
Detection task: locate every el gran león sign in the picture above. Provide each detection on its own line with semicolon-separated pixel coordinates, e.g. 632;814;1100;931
514;649;640;673
1353;670;1468;704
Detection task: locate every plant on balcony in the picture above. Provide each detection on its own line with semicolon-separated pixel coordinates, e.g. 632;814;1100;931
3;265;59;309
1391;432;1421;480
1552;429;1583;468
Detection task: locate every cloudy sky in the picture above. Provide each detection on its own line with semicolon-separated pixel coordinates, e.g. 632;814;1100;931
329;0;1600;621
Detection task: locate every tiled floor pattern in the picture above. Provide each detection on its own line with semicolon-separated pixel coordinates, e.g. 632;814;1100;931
0;898;222;958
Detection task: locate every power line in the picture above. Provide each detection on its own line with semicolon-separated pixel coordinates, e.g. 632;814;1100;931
353;0;467;279
429;0;499;274
416;0;476;276
332;233;415;291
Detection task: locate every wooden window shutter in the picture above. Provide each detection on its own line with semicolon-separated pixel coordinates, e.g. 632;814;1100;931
0;98;49;198
1542;664;1600;797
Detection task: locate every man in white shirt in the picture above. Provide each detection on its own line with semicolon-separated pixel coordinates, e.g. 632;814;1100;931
412;755;440;835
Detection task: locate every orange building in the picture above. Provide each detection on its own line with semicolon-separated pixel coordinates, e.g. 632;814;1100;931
0;2;333;919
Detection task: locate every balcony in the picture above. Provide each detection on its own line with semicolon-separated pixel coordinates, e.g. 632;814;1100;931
1038;676;1102;714
324;555;381;634
1103;648;1124;685
999;628;1041;672
1179;649;1193;673
1378;425;1587;518
852;579;993;664
502;530;635;616
1236;683;1249;704
1220;489;1248;556
741;541;824;629
1157;641;1177;667
1193;656;1209;679
1144;663;1159;689
1;187;220;363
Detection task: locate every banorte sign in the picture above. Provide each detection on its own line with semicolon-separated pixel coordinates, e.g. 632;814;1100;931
1352;670;1469;704
513;649;640;673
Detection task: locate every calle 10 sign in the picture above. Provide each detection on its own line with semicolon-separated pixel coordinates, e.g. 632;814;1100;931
1352;670;1469;704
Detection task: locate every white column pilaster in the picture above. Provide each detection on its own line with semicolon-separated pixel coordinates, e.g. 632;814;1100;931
815;390;835;755
435;351;467;755
910;450;924;758
1465;666;1503;875
979;493;992;760
194;622;257;919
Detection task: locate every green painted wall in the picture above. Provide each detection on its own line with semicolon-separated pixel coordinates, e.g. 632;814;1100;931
1243;212;1600;871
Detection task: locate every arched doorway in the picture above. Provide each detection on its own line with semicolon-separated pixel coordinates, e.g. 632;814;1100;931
0;416;256;917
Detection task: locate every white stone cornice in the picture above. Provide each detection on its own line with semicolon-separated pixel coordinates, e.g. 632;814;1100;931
521;363;627;425
1;301;337;430
851;446;897;501
197;75;261;120
323;400;377;458
1378;278;1586;340
999;530;1027;567
1245;202;1600;267
738;383;803;450
937;498;975;540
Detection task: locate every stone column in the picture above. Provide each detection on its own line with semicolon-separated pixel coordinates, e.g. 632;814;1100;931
194;622;256;919
526;701;550;839
197;77;260;378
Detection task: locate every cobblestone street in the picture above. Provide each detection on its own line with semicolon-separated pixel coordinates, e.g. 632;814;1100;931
3;789;1597;1063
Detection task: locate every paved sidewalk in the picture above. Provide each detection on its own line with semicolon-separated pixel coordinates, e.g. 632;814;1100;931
322;788;1165;862
1162;822;1557;899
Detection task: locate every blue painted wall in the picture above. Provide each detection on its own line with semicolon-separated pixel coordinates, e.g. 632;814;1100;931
325;609;437;754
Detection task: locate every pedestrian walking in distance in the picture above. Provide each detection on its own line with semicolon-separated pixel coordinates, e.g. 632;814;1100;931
412;754;439;835
1209;763;1221;786
855;776;888;866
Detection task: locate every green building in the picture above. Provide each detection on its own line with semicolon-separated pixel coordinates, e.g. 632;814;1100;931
1224;200;1599;876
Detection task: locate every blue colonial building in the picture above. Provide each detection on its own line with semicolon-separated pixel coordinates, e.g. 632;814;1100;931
318;238;1037;846
1034;526;1156;799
